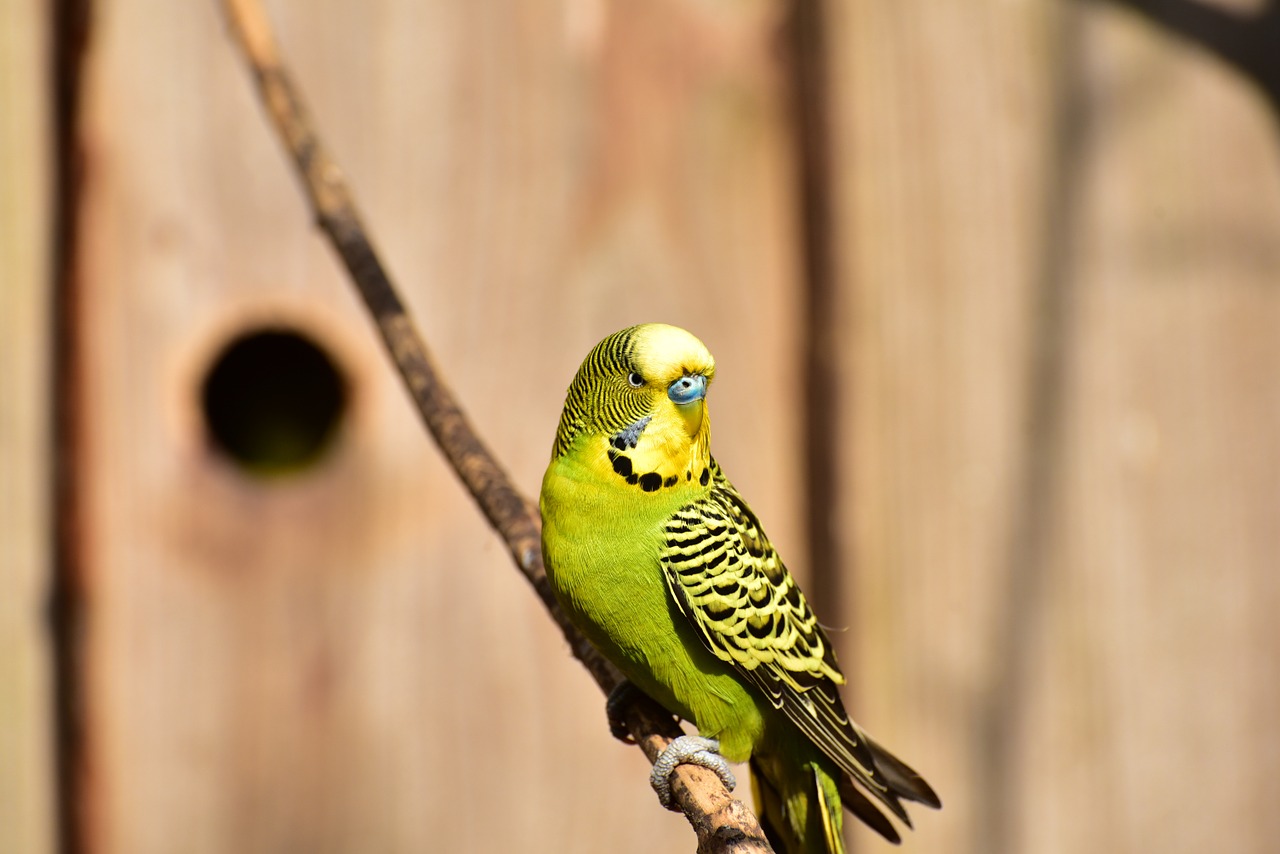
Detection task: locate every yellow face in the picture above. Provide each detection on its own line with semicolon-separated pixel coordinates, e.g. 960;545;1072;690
623;324;716;485
553;323;717;493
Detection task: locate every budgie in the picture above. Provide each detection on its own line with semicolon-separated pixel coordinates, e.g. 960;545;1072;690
540;323;939;853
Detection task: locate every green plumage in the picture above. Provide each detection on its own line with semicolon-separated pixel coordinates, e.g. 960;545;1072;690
541;324;939;853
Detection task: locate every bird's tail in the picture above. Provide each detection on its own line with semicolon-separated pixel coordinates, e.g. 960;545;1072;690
750;737;941;852
749;754;845;854
861;733;941;814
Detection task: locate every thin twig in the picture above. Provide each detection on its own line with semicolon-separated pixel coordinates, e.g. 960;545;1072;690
1092;0;1280;113
217;1;771;850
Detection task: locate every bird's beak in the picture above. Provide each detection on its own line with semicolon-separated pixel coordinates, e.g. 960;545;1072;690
667;374;707;406
668;374;708;438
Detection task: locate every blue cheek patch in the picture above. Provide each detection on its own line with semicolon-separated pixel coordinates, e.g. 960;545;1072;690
610;415;652;451
668;375;707;405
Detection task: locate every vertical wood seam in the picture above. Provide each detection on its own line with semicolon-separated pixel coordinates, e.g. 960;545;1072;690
51;1;92;852
786;0;847;655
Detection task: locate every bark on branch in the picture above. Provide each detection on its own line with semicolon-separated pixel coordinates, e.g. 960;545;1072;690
216;1;771;851
1093;0;1280;114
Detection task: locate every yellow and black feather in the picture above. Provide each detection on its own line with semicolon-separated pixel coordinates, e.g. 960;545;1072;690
658;466;937;827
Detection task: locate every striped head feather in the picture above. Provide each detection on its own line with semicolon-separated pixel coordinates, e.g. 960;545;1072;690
552;324;716;493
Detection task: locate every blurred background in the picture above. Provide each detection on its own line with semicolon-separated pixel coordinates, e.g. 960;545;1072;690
3;0;1279;852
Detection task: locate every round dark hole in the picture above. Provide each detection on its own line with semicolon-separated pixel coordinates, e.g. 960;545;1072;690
201;329;348;475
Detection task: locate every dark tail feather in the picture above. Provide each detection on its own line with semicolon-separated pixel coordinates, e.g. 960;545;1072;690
750;745;932;851
835;775;901;845
865;736;942;809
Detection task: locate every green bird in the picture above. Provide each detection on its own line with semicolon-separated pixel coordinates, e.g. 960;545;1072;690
540;323;939;853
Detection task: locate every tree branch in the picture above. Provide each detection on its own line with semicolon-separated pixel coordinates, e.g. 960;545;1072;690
1094;0;1280;115
216;1;771;850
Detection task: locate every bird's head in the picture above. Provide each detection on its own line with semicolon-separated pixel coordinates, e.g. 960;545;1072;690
552;324;716;491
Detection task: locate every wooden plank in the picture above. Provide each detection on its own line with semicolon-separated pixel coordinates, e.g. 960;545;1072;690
0;1;56;852
827;2;1280;853
74;1;802;851
824;3;1060;851
1027;8;1280;853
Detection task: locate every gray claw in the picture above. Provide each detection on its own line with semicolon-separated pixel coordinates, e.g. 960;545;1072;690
649;735;737;811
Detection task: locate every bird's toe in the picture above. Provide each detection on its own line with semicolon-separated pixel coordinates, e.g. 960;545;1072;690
649;735;737;811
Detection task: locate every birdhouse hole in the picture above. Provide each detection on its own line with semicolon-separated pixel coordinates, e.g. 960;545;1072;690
200;328;348;476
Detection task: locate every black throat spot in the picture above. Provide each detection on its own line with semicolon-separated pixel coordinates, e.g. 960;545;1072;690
609;451;633;478
607;449;681;494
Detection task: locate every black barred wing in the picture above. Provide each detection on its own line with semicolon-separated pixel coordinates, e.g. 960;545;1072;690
659;472;908;821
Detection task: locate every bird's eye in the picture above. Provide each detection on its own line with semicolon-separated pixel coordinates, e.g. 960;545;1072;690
627;372;644;388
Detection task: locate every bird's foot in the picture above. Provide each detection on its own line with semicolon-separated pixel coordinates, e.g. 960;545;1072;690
650;735;736;811
605;681;642;744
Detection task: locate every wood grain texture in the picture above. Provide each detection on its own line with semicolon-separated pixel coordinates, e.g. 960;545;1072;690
1032;8;1280;852
824;4;1060;851
826;2;1280;853
72;1;802;851
0;1;56;853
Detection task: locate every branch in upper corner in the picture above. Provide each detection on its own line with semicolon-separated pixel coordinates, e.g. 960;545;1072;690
1094;0;1280;112
215;1;772;850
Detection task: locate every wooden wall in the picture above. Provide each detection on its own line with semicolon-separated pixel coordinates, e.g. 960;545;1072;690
2;1;1278;853
67;1;801;852
1;0;56;852
832;3;1280;854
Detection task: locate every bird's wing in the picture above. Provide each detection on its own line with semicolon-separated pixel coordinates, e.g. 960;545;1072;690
659;471;910;821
